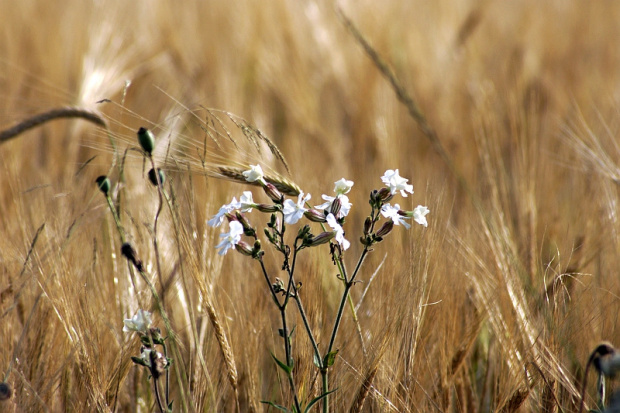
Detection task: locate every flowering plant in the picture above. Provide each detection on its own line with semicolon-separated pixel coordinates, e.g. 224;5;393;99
208;165;429;412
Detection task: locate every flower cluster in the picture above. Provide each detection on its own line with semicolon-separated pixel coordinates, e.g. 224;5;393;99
207;165;429;256
123;309;170;381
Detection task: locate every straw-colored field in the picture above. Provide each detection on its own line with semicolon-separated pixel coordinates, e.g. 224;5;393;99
2;1;620;412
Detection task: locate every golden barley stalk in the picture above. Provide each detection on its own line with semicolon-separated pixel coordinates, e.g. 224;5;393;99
0;107;107;144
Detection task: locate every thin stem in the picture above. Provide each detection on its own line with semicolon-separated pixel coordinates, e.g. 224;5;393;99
257;257;302;411
162;342;169;407
327;249;370;355
152;372;166;413
148;155;166;301
292;294;322;366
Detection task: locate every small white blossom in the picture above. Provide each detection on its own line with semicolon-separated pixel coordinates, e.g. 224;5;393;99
333;178;354;195
208;197;240;227
123;309;152;334
216;221;244;255
381;169;414;197
380;203;411;229
242;164;267;185
412;205;430;227
239;191;257;212
282;192;311;225
326;213;350;250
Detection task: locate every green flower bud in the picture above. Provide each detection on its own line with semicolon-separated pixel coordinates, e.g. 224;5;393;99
137;127;155;155
0;382;12;401
148;168;165;186
95;175;111;196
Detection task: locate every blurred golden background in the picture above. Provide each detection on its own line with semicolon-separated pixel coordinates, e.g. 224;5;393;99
2;1;620;411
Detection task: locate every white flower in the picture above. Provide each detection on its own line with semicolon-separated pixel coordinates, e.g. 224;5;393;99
380;203;411;229
315;194;352;218
123;309;152;334
412;205;430;227
381;169;414;197
239;191;257;212
326;213;350;250
207;197;240;227
333;178;354;195
282;192;311;225
242;164;267;185
216;221;244;255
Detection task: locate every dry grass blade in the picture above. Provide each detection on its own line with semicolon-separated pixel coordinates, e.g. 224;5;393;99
498;386;530;413
348;365;378;413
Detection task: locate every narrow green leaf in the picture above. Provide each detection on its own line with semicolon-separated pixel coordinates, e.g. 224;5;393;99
304;389;338;413
271;352;293;374
260;400;290;412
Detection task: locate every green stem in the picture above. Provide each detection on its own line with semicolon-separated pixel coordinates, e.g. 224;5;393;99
322;248;371;413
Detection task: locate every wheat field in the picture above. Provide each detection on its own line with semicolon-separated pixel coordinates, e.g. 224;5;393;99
2;1;620;412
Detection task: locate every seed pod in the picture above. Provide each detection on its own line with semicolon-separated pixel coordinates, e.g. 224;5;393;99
0;382;12;401
148;168;165;186
95;175;111;196
137;127;155;155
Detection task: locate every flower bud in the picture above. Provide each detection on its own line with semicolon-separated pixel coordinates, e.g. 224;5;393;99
378;187;394;202
306;231;336;247
235;212;255;237
137;127;155;155
148;168;165;186
95;175;111;196
375;220;394;238
273;277;285;294
329;197;342;217
121;242;143;271
263;182;283;203
256;203;280;213
363;217;372;235
253;239;262;252
151;351;168;379
304;209;327;223
0;382;12;401
235;240;254;256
